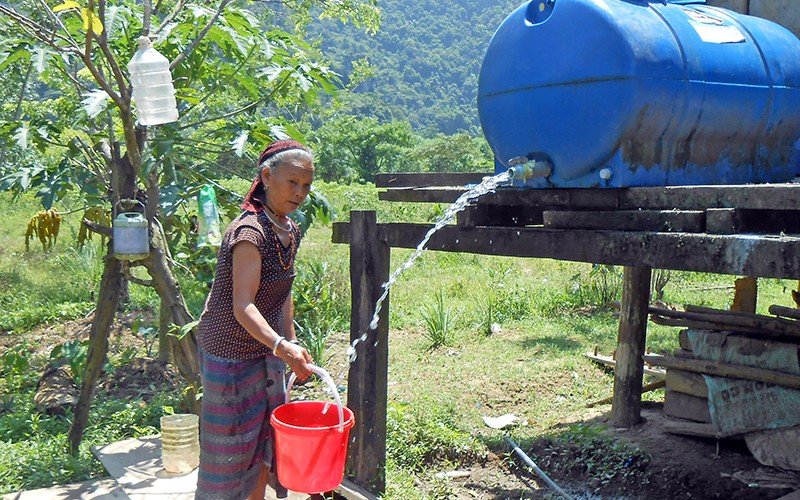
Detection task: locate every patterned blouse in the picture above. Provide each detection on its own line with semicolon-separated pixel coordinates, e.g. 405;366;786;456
198;211;301;359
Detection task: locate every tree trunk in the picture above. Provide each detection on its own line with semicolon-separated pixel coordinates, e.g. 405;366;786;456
158;296;171;361
68;241;123;453
143;220;201;413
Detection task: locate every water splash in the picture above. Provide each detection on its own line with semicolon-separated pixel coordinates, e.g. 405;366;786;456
347;169;513;363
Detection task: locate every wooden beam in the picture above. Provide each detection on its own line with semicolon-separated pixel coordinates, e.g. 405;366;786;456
665;368;709;398
331;223;800;279
375;172;490;188
769;304;800;321
379;187;464;204
651;305;800;339
663;418;732;438
543;210;705;232
705;208;743;234
618;184;800;211
377;183;800;210
346;211;390;494
643;354;800;390
611;266;651;427
583;352;666;378
457;205;543;227
664;389;711;423
588;379;665;408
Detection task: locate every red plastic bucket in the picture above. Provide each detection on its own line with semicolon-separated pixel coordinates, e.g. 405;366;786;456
271;365;356;494
271;401;355;493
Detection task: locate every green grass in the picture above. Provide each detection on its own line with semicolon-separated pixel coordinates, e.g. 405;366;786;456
2;185;800;497
0;389;185;495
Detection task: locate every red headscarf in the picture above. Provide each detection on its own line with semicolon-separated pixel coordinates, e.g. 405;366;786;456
240;140;309;212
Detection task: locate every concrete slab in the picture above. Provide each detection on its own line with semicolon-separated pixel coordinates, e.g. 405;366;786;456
91;435;307;500
2;477;128;500
92;436;197;500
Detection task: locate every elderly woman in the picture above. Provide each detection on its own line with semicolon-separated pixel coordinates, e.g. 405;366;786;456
195;140;315;499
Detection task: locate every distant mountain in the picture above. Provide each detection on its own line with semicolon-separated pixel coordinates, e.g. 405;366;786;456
308;0;523;135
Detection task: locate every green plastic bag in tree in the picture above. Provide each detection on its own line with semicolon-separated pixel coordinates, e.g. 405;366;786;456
197;185;221;248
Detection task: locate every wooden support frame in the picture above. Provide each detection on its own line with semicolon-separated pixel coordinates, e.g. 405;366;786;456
333;222;800;278
611;266;652;427
346;211;390;494
334;176;800;491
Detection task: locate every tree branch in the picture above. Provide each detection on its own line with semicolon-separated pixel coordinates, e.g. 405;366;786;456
77;1;125;110
36;0;79;47
180;101;259;129
170;0;232;72
82;218;113;238
95;0;131;103
155;0;189;35
143;0;152;37
0;5;80;54
123;264;154;287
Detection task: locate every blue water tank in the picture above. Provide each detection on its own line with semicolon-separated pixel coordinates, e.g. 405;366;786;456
478;0;800;188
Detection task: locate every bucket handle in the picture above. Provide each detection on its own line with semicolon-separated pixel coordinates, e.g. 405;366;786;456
285;364;345;433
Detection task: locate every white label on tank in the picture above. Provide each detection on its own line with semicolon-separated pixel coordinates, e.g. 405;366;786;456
682;8;746;44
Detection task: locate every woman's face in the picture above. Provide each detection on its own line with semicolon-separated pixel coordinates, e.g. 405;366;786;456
262;156;314;217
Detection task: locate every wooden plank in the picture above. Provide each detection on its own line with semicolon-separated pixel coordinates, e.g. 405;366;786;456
707;208;800;234
482;189;621;209
618;184;800;210
663;417;730;438
379;187;464;203
374;172;490;188
378;183;800;210
769;304;800;321
611;266;652;427
379;187;620;208
331;222;800;279
643;354;800;390
666;368;709;398
664;389;712;423
543;210;704;232
705;208;743;234
588;379;665;407
457;205;543;227
731;277;758;313
679;329;692;351
583;352;666;378
346;211;390;494
655;305;800;339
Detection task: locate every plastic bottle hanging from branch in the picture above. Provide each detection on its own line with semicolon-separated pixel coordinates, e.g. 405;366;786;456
197;185;222;248
127;36;179;126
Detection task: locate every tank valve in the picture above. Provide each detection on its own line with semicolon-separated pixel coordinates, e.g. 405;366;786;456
508;157;552;180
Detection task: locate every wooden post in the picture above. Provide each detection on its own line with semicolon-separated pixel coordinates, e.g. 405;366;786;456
610;265;651;427
346;211;390;494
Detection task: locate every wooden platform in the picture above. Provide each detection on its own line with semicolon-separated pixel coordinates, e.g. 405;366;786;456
330;173;800;279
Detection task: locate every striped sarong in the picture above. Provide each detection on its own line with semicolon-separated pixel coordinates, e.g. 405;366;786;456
195;350;287;499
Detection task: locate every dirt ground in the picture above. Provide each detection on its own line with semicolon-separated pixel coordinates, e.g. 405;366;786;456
9;316;800;499
432;404;800;499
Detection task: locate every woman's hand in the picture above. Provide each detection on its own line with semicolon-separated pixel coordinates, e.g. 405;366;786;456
275;341;313;380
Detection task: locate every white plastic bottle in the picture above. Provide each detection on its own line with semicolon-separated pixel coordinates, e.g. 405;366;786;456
128;36;179;126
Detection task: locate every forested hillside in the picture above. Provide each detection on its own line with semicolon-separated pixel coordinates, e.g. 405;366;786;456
308;0;522;135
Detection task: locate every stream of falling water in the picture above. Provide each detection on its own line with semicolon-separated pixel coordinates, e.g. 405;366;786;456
346;169;514;362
